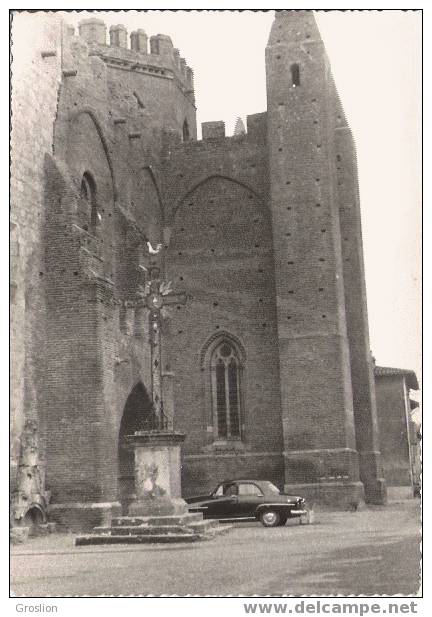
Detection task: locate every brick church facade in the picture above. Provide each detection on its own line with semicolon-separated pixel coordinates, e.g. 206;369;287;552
11;10;388;529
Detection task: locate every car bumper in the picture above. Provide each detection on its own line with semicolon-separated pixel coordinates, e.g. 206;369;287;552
289;509;308;516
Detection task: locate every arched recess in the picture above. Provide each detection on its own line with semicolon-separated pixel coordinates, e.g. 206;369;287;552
171;173;265;222
164;175;281;453
65;109;117;274
67;109;118;201
117;382;156;502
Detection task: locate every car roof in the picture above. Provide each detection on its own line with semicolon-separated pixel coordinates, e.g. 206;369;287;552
219;479;270;485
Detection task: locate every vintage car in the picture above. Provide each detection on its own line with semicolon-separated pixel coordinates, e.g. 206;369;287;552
185;479;308;527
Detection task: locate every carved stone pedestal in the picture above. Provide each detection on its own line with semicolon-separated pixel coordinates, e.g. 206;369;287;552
126;430;188;516
75;430;233;545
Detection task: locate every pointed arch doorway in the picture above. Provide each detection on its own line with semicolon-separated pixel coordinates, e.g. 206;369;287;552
118;382;157;505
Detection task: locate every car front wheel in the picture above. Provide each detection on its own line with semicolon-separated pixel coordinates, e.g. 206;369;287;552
259;509;281;527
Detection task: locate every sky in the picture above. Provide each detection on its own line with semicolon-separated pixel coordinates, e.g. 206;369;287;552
43;10;425;393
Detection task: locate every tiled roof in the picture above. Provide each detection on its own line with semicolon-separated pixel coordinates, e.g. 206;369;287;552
374;366;419;390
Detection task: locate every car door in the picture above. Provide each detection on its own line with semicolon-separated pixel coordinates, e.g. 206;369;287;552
202;483;239;519
236;482;265;517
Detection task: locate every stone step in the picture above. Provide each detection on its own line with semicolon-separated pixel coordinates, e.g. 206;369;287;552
75;522;233;546
92;519;221;537
188;519;220;532
75;533;202;546
111;513;203;527
92;525;195;536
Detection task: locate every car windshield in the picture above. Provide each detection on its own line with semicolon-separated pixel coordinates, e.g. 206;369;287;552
264;482;281;494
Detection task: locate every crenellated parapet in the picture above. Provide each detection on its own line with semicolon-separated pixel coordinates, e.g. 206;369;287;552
72;18;195;100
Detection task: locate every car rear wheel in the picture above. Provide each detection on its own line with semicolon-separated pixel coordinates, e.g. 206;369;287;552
259;509;281;527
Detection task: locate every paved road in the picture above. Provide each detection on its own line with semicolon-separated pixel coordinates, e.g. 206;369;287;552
11;500;421;597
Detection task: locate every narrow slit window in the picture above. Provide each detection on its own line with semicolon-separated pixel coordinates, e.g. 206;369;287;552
80;172;98;233
182;119;190;142
290;63;301;88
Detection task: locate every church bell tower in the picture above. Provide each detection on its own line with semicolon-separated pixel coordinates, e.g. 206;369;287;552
266;10;386;505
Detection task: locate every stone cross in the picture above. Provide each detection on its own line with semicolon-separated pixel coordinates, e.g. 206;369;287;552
137;264;187;427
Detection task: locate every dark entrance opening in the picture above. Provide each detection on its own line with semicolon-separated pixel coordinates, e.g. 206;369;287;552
118;382;157;506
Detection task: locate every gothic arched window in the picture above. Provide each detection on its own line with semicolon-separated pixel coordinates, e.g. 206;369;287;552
80;172;98;233
211;340;242;439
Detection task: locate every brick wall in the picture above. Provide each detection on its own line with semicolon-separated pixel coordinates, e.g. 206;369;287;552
375;376;412;486
10;13;62;465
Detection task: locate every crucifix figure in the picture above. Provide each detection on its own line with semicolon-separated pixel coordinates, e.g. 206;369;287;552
139;263;187;429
